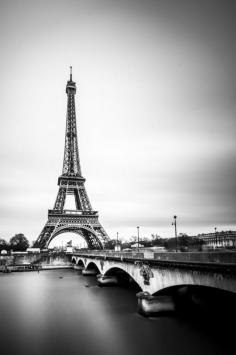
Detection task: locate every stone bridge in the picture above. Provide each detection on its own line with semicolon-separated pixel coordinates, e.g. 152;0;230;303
71;251;236;315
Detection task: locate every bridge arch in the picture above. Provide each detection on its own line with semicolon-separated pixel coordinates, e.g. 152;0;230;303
46;225;103;249
86;261;102;274
77;259;85;267
152;284;236;314
146;267;236;295
104;266;142;291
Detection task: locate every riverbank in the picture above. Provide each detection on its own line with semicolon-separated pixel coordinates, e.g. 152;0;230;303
0;264;73;272
0;252;72;272
41;265;73;270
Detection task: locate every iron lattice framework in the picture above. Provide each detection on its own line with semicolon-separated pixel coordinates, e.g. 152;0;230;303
34;68;109;249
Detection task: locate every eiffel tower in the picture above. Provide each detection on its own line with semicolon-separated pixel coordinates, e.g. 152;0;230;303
34;68;109;249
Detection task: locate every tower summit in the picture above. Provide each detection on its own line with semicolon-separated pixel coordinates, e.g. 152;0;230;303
34;69;109;249
62;66;81;178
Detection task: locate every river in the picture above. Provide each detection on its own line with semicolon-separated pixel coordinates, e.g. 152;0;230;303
0;269;234;355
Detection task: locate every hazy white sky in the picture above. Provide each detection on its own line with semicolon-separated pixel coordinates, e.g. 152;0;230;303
0;0;235;244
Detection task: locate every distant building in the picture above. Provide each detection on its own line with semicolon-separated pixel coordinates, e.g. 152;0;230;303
27;248;40;253
149;246;167;252
197;230;236;249
131;243;144;249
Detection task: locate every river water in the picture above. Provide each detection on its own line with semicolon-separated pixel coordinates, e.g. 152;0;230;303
0;269;234;355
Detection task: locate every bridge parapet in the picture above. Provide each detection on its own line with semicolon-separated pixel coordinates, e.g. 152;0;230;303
72;252;236;283
73;250;144;259
154;251;236;264
73;250;236;265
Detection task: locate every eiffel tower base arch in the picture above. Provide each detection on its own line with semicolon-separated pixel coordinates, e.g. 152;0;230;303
47;225;103;249
34;214;107;250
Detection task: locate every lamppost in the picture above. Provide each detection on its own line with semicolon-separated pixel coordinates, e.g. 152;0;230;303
214;227;217;249
137;226;140;253
172;216;178;252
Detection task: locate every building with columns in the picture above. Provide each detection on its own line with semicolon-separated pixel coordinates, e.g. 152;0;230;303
197;230;236;249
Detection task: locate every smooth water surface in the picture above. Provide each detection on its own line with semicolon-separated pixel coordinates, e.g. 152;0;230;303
0;269;233;355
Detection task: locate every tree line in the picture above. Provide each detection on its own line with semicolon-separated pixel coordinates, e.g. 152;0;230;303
106;234;204;251
0;234;30;252
0;233;204;252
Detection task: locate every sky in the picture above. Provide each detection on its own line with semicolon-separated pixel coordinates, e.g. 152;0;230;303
0;0;235;245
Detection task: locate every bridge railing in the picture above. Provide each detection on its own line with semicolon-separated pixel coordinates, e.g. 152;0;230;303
153;251;236;264
72;250;236;264
73;250;144;259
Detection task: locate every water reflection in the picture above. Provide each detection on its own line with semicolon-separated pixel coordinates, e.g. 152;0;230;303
0;269;234;355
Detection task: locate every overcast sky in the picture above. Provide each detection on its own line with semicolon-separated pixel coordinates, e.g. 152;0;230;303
0;0;235;244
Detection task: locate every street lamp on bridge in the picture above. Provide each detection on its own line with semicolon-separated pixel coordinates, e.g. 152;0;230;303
115;232;121;252
172;215;178;252
214;227;217;248
137;226;140;253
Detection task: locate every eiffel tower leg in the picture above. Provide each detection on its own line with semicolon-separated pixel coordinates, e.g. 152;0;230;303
80;229;103;249
34;222;56;249
94;223;110;247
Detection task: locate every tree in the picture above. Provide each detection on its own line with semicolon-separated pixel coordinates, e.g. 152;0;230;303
9;234;30;251
163;235;204;251
140;237;152;247
0;238;9;251
164;238;176;250
151;234;165;247
105;239;117;250
129;236;137;243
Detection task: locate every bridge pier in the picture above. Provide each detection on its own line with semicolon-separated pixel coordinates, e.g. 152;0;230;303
137;292;175;316
82;269;98;276
74;265;84;270
97;274;119;286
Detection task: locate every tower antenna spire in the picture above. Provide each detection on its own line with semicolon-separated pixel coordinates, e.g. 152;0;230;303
70;66;72;81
